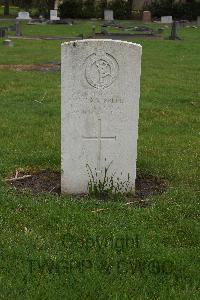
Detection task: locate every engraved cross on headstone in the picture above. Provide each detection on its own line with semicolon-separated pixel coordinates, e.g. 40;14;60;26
83;119;116;172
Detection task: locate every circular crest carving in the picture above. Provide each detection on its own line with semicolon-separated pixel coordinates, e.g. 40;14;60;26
84;51;119;89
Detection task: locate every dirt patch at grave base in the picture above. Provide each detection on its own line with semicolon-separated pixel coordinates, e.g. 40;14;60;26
0;64;60;72
5;170;168;206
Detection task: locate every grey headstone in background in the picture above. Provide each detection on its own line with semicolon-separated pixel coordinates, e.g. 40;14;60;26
104;9;114;22
3;39;13;47
16;11;31;20
0;27;6;38
50;10;60;21
92;26;96;38
161;16;173;24
61;39;142;194
15;21;22;36
170;21;181;40
197;16;200;26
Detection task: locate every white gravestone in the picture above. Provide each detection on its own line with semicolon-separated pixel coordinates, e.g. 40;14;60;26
161;16;173;23
104;9;114;21
50;10;60;21
16;11;31;20
61;40;142;194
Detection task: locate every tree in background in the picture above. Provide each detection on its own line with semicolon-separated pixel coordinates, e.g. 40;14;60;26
12;0;55;15
59;0;134;19
59;0;83;18
4;0;10;15
12;0;33;10
32;0;55;15
107;0;132;19
144;0;200;20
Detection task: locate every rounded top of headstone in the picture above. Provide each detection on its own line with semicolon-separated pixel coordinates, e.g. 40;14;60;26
62;39;142;50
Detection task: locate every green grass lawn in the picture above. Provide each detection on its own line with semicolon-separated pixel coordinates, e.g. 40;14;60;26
0;21;199;299
0;5;19;17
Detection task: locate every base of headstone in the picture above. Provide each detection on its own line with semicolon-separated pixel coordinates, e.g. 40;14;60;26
47;19;71;25
51;17;60;21
3;39;13;47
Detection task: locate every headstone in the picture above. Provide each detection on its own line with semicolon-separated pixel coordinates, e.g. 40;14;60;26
15;21;22;37
143;11;151;23
61;39;142;194
170;21;181;40
16;11;31;20
197;16;200;26
92;26;96;38
3;39;13;47
50;10;60;21
104;9;114;22
161;16;173;24
0;28;6;38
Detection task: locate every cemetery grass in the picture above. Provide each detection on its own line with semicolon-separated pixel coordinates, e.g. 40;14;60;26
0;5;19;18
0;23;199;299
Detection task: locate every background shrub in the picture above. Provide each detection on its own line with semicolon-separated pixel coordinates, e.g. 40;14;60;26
144;0;200;20
59;0;83;18
108;0;131;19
59;0;133;19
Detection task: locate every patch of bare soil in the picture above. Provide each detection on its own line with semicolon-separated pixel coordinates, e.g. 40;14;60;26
0;64;60;72
5;170;168;206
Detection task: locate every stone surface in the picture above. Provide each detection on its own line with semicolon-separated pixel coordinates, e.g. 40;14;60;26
50;10;60;21
170;21;181;40
143;11;151;23
104;9;114;21
3;39;13;47
161;16;173;24
16;11;31;20
0;27;6;38
15;21;22;36
197;16;200;26
61;39;142;194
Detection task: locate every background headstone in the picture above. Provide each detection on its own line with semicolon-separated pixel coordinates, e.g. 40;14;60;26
92;25;96;38
50;10;60;21
143;11;151;23
0;27;6;38
16;11;31;20
61;39;142;194
104;9;114;22
197;16;200;26
15;21;22;36
170;21;181;40
161;16;173;23
3;39;13;47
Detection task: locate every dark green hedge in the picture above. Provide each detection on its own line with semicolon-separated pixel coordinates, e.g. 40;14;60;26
59;0;132;19
144;0;200;20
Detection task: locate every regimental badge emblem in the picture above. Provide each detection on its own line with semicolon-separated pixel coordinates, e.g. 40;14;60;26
84;50;119;89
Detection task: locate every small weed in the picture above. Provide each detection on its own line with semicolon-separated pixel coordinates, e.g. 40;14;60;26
86;161;131;201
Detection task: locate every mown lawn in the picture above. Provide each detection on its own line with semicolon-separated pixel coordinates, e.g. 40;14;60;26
0;5;19;18
0;21;199;299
